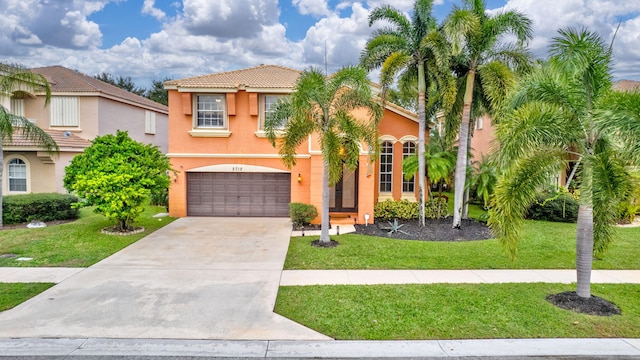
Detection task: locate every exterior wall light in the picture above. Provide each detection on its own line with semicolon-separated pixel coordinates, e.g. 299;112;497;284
297;173;302;183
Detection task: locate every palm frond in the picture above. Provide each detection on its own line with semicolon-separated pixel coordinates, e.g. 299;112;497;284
488;147;565;259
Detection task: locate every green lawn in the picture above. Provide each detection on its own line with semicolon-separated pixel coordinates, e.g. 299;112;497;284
285;220;640;269
275;283;640;339
0;205;174;267
0;283;54;312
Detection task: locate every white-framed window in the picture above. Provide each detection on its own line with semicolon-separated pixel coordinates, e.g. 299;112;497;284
379;141;393;193
8;158;27;192
50;96;79;127
475;116;484;130
145;110;156;134
195;94;226;128
260;94;286;129
402;142;416;193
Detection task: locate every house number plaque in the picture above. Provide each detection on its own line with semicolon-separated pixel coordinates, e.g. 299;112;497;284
232;167;243;172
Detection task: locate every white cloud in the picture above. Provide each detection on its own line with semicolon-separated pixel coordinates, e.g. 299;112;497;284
142;0;167;20
491;0;640;79
182;0;279;39
293;0;332;17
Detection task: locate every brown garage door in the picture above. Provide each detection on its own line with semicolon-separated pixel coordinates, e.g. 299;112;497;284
187;172;291;217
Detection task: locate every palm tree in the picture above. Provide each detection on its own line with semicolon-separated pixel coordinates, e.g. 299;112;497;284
488;28;640;298
444;0;532;228
265;66;382;244
403;128;456;199
470;154;497;209
0;63;58;228
361;0;455;226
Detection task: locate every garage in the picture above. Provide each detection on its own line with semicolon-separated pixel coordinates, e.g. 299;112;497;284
186;172;291;217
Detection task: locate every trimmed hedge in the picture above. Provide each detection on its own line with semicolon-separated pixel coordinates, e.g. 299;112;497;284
289;202;318;226
374;198;449;221
525;193;579;223
3;193;80;225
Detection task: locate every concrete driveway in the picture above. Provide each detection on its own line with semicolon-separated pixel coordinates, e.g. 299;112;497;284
0;217;330;340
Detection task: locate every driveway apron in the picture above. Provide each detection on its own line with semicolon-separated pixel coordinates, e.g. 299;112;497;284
0;217;330;340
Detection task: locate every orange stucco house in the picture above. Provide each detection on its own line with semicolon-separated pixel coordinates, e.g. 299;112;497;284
164;65;423;225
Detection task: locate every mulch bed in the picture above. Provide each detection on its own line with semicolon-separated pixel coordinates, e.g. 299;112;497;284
546;291;621;316
354;217;493;241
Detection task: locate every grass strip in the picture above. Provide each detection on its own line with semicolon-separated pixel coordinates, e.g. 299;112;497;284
275;283;640;340
285;221;640;270
0;283;54;312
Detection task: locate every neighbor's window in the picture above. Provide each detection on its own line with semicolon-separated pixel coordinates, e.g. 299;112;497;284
196;94;226;128
379;141;393;193
145;110;156;134
10;97;25;117
402;142;416;193
261;94;286;129
50;96;79;127
475;116;484;130
8;158;27;192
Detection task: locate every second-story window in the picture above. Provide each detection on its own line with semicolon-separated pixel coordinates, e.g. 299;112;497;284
261;94;286;129
379;141;393;193
196;94;226;128
50;96;79;127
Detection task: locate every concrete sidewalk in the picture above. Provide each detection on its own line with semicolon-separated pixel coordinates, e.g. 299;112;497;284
2;267;639;285
0;337;639;359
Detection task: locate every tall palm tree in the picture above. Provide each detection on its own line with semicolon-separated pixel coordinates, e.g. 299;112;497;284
0;63;58;228
265;66;382;244
361;0;455;226
444;0;532;228
488;28;640;298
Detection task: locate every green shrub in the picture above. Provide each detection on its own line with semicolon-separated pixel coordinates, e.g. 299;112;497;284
3;193;80;224
150;188;168;210
289;203;318;227
374;198;449;221
526;192;579;223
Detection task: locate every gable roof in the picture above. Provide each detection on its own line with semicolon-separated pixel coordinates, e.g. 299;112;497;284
5;128;90;150
164;64;301;91
613;80;640;92
30;66;167;114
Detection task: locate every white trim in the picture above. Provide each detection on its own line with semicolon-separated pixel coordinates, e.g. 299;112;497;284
378;193;394;202
378;135;398;143
177;87;237;93
5;155;30;194
399;135;418;144
167;153;311;159
189;129;231;138
254;130;284;138
187;164;289;173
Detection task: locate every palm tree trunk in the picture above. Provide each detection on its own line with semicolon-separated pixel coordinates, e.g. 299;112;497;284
453;70;475;228
417;62;427;227
576;205;594;298
319;160;331;243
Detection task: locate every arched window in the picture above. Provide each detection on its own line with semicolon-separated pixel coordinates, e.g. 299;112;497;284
8;158;27;192
379;141;393;193
402;142;416;192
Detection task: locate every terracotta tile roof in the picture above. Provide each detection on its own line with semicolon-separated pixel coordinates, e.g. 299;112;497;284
6;128;90;150
613;80;640;92
165;64;301;90
30;66;168;113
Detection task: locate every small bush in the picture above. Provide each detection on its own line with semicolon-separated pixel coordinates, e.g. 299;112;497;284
3;193;80;225
374;198;449;221
289;203;318;227
526;192;579;223
150;188;168;210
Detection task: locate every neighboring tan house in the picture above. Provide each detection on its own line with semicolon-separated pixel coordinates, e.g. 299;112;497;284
467;79;640;187
164;64;423;224
2;65;168;195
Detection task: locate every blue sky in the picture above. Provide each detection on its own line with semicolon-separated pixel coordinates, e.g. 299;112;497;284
1;0;639;88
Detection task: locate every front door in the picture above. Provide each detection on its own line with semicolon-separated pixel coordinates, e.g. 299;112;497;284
329;164;358;212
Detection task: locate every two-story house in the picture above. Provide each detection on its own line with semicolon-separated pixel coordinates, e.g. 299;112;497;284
3;65;168;195
165;65;425;224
